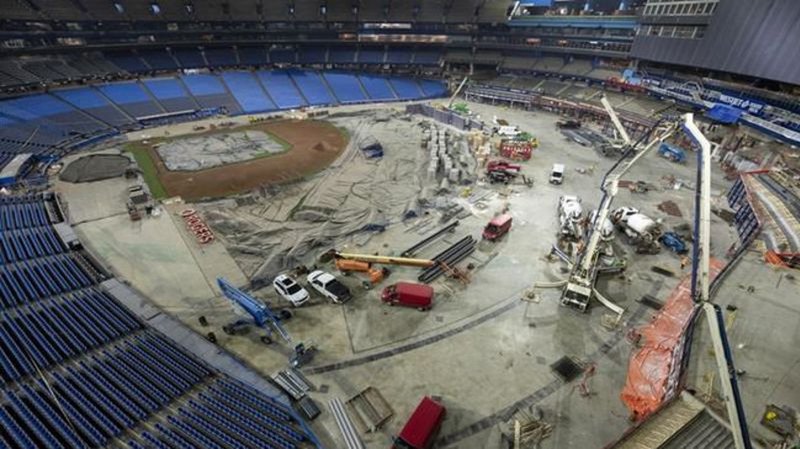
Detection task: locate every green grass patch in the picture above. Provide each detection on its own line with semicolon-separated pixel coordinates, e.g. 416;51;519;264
264;130;292;151
124;144;168;199
336;126;351;140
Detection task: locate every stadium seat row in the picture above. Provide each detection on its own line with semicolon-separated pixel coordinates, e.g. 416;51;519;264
0;69;447;171
0;193;320;449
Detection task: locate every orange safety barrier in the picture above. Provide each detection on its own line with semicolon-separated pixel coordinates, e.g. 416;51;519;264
764;250;789;267
621;258;723;420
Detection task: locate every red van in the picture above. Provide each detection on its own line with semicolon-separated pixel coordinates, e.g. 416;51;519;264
381;282;433;311
392;397;446;449
482;213;512;241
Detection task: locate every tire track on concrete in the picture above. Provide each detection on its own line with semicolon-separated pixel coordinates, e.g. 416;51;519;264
436;304;648;447
303;297;523;375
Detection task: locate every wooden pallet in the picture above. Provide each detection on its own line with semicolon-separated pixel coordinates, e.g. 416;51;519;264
345;386;394;434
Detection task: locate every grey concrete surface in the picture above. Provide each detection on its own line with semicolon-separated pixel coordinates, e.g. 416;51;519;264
59;99;795;449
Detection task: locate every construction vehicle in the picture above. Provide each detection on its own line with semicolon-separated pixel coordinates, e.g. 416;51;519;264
217;277;317;366
381;282;434;310
492;117;520;137
486;160;522;184
307;270;352;303
556;120;581;129
334;258;388;288
549;164;566;184
683;113;752;449
558;195;584;240
482;214;513;241
392;397;447;449
658;142;687;163
560;96;678;312
328;251;469;283
611;207;662;254
589;209;615;243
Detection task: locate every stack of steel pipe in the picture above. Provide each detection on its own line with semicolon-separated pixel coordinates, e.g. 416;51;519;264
418;235;476;283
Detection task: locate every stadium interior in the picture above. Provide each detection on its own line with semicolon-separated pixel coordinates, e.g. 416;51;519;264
0;1;799;449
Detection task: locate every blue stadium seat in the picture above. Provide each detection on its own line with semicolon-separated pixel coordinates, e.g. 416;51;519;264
288;70;336;106
97;82;164;118
0;405;39;449
389;78;424;99
298;47;327;64
154;422;199;449
419;79;448;97
205;48;238;67
415;50;442;65
166;416;226;449
358;49;385;64
257;71;307;109
329;48;356;64
180;74;243;114
358;75;397;101
172;48;206;69
269;48;296;64
323;72;368;103
51;87;134;128
386;49;413;64
104;51;148;73
20;385;86;448
220;72;276;113
139;50;179;71
239;46;268;65
142;78;198;113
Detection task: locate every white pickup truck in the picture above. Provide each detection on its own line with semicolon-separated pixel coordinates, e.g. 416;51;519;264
307;270;352;304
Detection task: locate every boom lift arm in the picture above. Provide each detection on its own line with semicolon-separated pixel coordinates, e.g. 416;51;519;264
683;115;751;449
217;277;292;344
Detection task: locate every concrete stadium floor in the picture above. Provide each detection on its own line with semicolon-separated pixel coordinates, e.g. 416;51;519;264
55;101;796;449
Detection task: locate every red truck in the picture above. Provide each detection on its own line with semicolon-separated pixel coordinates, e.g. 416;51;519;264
381;282;434;311
392;397;446;449
482;213;512;241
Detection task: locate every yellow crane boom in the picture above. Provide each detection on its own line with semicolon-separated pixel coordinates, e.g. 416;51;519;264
333;252;436;268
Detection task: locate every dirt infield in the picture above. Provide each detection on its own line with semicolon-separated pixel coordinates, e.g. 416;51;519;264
128;119;347;200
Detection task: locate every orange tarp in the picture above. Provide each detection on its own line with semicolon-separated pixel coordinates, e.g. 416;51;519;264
621;259;723;420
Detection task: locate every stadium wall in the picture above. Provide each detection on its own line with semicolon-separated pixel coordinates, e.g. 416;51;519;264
631;0;800;85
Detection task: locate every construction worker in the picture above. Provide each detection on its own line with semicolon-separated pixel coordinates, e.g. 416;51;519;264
680;255;690;270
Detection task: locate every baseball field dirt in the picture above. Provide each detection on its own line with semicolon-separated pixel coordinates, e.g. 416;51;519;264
126;119;348;200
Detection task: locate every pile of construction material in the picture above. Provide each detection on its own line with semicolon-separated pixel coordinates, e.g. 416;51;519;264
424;125;477;191
419;235;476;283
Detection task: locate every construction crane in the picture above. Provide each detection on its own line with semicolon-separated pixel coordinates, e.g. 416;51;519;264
217;278;317;367
683;115;751;449
560;97;678;313
447;76;470;109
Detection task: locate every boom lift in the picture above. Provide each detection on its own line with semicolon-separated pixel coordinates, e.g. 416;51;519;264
683;115;751;449
329;251;469;282
560;96;678;313
217;278;316;367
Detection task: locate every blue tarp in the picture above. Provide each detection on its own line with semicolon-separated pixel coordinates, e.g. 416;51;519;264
707;103;743;124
